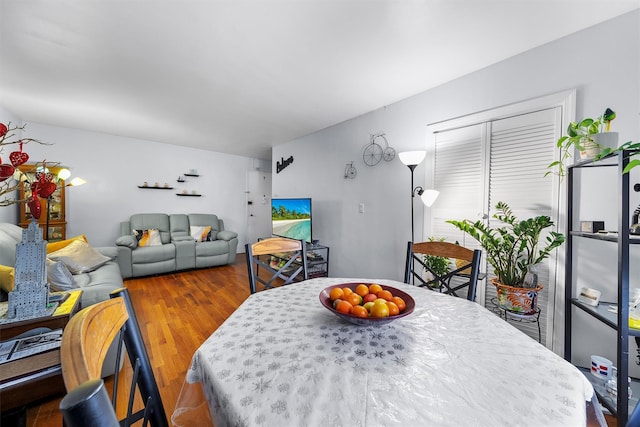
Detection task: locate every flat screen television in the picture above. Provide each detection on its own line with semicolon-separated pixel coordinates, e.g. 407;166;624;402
271;198;312;243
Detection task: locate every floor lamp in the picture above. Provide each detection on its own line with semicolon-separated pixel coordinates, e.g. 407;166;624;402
398;151;439;242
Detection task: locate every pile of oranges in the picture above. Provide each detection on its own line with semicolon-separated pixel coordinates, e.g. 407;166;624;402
328;283;407;318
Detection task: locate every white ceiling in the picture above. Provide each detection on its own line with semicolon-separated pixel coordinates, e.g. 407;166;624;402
1;1;638;160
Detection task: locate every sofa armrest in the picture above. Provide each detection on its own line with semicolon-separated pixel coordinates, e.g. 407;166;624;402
217;230;238;241
95;246;118;260
116;235;137;249
116;246;133;279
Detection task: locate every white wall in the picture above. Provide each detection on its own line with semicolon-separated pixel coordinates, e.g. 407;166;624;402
0;117;254;248
274;10;640;282
0;106;23;224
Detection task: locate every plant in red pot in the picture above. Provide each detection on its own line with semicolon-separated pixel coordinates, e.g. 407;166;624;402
447;202;565;314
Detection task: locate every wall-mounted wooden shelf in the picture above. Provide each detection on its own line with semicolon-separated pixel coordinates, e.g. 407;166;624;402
176;193;202;197
138;186;173;190
184;173;200;177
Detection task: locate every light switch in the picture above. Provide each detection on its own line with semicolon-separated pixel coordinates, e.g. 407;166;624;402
359;203;365;214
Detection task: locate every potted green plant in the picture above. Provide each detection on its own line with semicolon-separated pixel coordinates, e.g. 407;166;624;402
422;237;451;288
447;202;565;313
547;108;618;177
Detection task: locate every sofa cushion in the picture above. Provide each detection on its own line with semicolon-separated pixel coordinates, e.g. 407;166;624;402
195;240;229;257
130;214;171;244
131;244;176;264
0;230;20;266
133;229;162;247
0;265;15;293
48;239;112;274
72;261;124;307
46;234;89;253
46;259;77;291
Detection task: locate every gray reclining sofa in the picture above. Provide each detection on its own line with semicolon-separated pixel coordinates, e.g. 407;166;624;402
115;213;238;278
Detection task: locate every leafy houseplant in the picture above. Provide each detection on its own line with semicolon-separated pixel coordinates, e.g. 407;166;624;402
547;108;617;177
422;237;450;288
447;202;565;313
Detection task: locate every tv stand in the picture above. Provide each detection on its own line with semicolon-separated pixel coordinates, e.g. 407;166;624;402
260;238;329;279
305;243;329;278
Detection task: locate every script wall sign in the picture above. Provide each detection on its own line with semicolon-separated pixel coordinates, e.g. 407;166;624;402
276;155;294;174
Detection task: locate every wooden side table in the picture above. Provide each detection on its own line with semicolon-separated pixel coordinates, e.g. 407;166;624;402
0;290;82;414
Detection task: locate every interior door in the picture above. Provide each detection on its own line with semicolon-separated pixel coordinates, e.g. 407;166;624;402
246;171;272;245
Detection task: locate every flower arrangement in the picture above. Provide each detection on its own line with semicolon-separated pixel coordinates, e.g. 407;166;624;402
0;121;55;218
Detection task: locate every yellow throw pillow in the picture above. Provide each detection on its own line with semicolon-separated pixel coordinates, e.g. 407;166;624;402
47;234;89;254
0;265;15;293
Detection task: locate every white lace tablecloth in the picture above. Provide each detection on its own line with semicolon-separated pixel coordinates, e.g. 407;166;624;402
172;278;602;427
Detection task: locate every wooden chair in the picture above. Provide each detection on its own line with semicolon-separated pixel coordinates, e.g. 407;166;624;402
60;288;169;427
245;237;309;294
404;241;482;302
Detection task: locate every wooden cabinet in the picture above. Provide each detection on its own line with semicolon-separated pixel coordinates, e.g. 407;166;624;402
17;165;66;241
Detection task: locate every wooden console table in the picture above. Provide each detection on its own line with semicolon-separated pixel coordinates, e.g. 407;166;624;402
0;290;82;414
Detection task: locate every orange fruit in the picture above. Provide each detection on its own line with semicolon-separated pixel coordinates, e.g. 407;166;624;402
369;284;383;295
386;301;400;316
392;296;406;312
342;287;353;297
350;305;368;318
329;287;344;301
370;302;390;318
363;301;375;313
378;290;393;301
355;284;369;297
363;293;377;303
332;299;343;309
336;300;353;314
345;292;363;306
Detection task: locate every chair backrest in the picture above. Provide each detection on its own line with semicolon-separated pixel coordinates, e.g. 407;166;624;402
59;379;119;427
404;241;482;301
245;237;309;294
61;288;169;427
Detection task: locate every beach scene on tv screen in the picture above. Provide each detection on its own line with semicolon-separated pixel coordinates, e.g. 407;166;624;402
272;199;311;242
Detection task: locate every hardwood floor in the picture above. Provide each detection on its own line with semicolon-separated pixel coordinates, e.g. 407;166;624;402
26;254;251;427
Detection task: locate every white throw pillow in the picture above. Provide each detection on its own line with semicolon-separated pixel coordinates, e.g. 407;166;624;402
133;229;163;247
48;239;111;274
46;259;77;291
190;226;212;242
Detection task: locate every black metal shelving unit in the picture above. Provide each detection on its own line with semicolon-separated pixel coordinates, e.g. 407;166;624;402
564;150;640;426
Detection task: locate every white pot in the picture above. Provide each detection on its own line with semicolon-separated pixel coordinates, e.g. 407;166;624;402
579;132;619;159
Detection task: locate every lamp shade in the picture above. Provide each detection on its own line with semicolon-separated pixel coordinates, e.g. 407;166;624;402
69;177;87;187
57;168;71;180
420;189;439;207
398;151;426;166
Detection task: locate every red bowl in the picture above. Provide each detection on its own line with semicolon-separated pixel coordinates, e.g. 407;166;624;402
319;282;415;326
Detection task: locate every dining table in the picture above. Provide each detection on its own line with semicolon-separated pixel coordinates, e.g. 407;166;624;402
171;277;605;427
